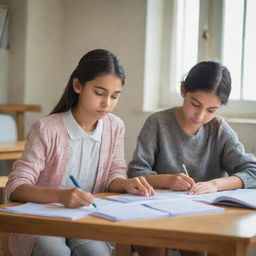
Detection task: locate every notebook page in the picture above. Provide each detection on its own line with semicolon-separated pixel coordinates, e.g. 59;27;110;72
191;189;256;207
143;198;225;216
92;203;169;221
105;190;190;203
1;198;118;220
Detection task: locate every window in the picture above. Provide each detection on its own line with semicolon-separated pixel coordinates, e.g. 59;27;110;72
223;0;256;101
144;0;256;117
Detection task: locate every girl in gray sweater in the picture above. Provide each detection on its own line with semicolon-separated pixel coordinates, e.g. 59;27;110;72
128;61;256;256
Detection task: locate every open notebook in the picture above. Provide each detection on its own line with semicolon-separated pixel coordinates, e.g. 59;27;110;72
3;189;255;221
1;198;116;220
106;189;256;210
192;189;256;209
1;202;94;220
1;200;170;221
142;198;224;216
1;197;224;221
91;202;170;221
105;190;190;203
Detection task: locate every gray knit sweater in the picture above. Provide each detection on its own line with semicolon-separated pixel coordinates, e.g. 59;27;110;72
128;107;256;188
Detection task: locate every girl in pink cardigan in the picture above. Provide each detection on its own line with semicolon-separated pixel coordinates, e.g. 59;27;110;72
6;49;154;256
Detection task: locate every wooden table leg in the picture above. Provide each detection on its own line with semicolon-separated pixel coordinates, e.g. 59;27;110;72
0;232;11;256
207;244;250;256
116;243;133;256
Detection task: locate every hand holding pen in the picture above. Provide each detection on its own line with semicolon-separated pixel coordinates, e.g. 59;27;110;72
57;175;97;208
69;175;97;208
181;164;195;191
165;164;195;191
182;164;189;176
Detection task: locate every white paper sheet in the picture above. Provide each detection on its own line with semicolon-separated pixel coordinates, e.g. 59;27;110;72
143;198;225;216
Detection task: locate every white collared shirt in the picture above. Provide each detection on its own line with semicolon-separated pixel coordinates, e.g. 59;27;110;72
60;110;103;192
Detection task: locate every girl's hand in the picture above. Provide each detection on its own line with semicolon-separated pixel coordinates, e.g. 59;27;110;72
165;173;195;191
58;188;95;208
188;181;218;195
123;176;155;196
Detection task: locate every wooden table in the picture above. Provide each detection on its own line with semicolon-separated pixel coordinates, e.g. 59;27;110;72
0;195;256;256
0;140;26;160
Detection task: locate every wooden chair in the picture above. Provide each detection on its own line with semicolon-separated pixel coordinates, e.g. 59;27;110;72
0;104;41;255
0;104;42;140
0;176;8;204
0;104;42;197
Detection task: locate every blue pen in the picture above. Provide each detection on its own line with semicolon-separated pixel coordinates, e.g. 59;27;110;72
69;175;97;208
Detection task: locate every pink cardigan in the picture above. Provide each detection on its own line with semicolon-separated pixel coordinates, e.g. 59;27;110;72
6;112;127;256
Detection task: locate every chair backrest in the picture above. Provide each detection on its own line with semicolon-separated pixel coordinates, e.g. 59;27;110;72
0;114;17;142
0;104;42;140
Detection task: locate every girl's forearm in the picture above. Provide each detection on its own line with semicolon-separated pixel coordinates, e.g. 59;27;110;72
108;178;126;192
145;174;170;188
211;176;244;191
10;184;62;203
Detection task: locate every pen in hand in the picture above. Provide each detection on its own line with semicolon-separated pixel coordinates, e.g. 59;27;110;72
182;164;189;177
69;175;97;209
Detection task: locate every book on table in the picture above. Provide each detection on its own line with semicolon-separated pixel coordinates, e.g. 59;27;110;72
4;189;256;221
142;198;224;216
193;189;256;209
1;197;224;221
107;189;256;210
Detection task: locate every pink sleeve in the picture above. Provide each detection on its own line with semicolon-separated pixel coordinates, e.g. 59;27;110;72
105;119;127;189
6;120;49;199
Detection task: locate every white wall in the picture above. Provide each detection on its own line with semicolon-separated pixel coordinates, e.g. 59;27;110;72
3;0;256;163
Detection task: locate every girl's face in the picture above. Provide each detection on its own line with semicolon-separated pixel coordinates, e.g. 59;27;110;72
181;90;222;130
73;74;122;123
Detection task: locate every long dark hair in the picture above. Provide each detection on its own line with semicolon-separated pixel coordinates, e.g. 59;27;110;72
182;61;231;105
50;49;125;114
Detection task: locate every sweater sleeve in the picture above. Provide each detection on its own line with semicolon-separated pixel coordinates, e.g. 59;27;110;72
220;120;256;188
128;114;159;178
6;120;49;199
105;117;127;189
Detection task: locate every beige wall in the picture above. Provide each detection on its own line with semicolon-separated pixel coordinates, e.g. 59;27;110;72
2;0;256;162
2;0;27;103
0;48;8;103
24;0;63;122
4;0;149;162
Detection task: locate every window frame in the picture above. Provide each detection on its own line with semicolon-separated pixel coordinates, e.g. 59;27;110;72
143;0;256;118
